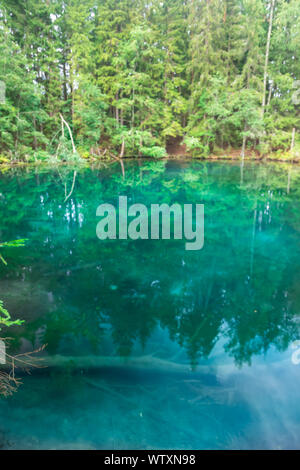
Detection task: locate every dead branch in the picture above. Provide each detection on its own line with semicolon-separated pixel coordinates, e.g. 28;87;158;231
59;113;76;154
0;343;47;397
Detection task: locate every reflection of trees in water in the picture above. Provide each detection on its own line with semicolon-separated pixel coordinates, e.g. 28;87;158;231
1;161;300;367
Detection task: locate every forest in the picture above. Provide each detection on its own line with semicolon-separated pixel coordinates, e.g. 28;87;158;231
0;0;299;162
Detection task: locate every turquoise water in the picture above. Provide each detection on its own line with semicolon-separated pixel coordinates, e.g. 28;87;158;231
0;160;300;449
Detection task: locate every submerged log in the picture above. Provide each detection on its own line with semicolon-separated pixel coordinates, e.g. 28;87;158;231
1;354;235;377
1;353;291;379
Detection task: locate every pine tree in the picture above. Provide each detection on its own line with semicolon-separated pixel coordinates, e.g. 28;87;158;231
0;9;47;157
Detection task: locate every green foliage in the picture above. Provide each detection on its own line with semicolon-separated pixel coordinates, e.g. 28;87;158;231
0;0;299;159
0;239;27;265
184;137;201;150
0;301;24;330
0;239;26;331
140;146;167;158
184;136;209;156
73;82;108;151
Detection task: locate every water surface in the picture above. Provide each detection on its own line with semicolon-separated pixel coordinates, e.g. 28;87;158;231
0;160;300;449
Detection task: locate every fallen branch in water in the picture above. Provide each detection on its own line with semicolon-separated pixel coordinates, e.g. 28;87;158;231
0;343;47;397
0;353;236;378
0;370;21;397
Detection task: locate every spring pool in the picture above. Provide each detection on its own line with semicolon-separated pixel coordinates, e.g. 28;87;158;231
0;160;300;449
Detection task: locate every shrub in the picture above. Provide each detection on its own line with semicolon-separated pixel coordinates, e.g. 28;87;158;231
140;146;167;158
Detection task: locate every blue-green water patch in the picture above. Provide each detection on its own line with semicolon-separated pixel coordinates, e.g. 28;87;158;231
0;160;300;449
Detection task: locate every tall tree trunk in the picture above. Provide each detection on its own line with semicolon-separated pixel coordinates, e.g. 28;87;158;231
115;91;119;125
290;127;296;152
131;89;135;128
33;116;37;150
262;0;275;116
241;134;246;160
267;83;273;106
63;61;68;102
119;138;125;158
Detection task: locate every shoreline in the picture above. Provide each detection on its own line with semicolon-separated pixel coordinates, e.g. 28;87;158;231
0;152;299;168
